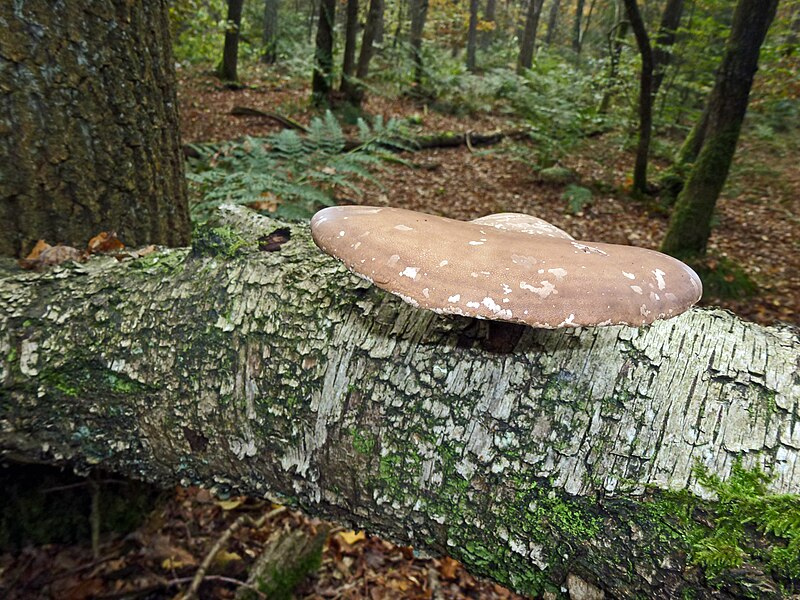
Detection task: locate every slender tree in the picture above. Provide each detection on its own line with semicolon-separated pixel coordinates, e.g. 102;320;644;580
409;0;430;86
545;0;561;45
661;0;779;258
652;0;685;97
597;0;629;114
481;0;497;47
0;0;190;257
344;0;385;104
340;0;360;97
262;0;279;64
517;0;545;73
466;0;480;71
572;0;585;54
623;0;654;195
219;0;245;81
312;0;336;106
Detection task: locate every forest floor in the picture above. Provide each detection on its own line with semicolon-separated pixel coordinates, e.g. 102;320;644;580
2;65;798;600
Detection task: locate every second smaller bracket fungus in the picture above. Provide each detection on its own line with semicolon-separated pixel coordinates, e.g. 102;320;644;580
310;206;702;328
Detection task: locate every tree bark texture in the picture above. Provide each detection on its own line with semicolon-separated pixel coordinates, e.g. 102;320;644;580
623;0;654;196
356;0;384;80
312;0;336;106
0;0;191;259
517;0;545;73
1;206;799;598
219;0;245;81
661;0;779;258
597;0;629;114
262;0;280;64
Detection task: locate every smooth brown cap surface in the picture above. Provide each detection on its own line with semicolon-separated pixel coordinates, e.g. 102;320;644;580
471;213;574;240
311;206;703;328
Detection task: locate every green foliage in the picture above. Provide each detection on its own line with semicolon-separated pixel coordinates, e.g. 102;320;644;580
689;460;800;586
186;112;408;223
169;0;228;64
689;256;759;300
561;184;593;214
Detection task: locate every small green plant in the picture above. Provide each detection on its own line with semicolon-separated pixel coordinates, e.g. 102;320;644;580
689;460;800;586
561;184;593;214
186;112;409;223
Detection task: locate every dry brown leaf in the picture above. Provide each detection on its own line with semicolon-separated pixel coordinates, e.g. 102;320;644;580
25;239;51;260
87;231;125;253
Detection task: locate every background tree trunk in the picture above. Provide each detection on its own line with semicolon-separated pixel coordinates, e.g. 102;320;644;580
0;0;190;258
312;0;337;106
340;0;360;97
572;0;585;54
517;0;545;73
466;0;480;71
545;0;561;45
347;0;385;105
219;0;245;81
262;0;280;64
623;0;654;196
2;205;799;599
597;0;629;114
409;0;429;86
651;0;685;97
481;0;497;48
661;0;779;258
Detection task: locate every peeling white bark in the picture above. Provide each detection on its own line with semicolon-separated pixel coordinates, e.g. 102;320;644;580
0;205;798;598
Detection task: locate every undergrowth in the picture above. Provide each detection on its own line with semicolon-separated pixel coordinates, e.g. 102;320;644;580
186;112;410;223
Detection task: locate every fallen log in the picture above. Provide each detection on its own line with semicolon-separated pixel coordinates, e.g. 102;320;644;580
1;205;798;598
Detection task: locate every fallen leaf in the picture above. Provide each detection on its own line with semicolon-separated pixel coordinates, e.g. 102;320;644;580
88;231;125;253
25;239;51;260
216;498;243;510
338;530;366;545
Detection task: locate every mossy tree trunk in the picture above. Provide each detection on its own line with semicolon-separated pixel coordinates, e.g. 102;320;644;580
339;0;360;97
0;0;191;259
661;0;779;259
2;206;799;599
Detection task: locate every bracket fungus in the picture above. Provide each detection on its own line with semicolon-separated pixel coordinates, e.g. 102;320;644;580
310;206;702;328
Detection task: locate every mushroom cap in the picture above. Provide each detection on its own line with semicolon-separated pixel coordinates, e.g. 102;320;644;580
310;206;703;328
471;213;574;240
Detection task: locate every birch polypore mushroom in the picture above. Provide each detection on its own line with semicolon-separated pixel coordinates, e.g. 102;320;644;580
310;206;702;328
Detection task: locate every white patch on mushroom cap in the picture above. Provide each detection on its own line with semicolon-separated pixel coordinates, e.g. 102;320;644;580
448;294;461;302
468;241;484;246
387;254;400;266
394;224;414;231
401;266;419;279
571;242;608;256
630;285;643;294
438;260;449;267
520;280;557;298
622;271;636;280
548;268;567;280
653;268;667;290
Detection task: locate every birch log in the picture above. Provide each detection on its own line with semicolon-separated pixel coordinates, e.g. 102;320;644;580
1;206;798;598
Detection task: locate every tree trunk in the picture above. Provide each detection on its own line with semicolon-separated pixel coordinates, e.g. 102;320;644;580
0;1;190;258
312;0;336;106
545;0;561;45
517;0;545;73
219;0;245;81
481;0;497;48
466;0;480;71
2;205;799;599
623;0;654;196
652;0;685;97
572;0;585;54
409;0;429;86
597;0;629;114
340;0;360;97
661;0;779;259
357;0;384;80
262;0;280;64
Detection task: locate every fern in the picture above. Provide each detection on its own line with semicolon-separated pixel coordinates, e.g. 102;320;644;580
186;112;405;223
